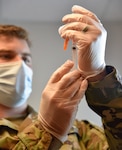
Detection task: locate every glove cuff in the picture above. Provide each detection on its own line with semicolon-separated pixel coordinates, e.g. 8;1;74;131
78;63;106;79
38;113;67;142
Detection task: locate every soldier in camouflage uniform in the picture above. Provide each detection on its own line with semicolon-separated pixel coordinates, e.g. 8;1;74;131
58;5;122;150
0;5;121;150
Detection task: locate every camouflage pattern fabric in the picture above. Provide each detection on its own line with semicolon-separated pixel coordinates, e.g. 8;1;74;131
0;106;52;150
0;107;109;149
86;66;122;150
60;120;109;150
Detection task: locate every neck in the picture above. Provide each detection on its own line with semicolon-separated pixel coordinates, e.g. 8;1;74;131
0;103;28;118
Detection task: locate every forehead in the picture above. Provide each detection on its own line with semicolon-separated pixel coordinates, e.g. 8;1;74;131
0;35;31;54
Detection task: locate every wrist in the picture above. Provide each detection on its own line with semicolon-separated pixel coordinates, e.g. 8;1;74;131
35;120;63;150
78;64;106;82
49;135;62;150
38;113;67;142
86;68;107;82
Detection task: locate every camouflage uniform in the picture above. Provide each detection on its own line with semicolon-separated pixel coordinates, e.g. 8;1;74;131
0;108;108;150
0;65;121;149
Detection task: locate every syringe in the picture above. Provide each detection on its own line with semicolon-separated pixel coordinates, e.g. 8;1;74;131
64;39;77;70
71;44;77;70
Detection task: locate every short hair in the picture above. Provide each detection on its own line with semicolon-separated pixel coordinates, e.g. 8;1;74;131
0;24;31;47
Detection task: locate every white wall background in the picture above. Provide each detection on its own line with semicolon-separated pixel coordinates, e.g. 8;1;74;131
3;21;122;126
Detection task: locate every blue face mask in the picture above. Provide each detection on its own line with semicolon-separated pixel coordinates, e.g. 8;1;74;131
0;60;33;108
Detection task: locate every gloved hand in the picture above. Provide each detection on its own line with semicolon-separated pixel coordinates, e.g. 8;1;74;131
38;60;88;142
59;5;107;78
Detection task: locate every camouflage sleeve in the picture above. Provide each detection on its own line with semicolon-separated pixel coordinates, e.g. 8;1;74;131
13;120;62;150
85;66;122;150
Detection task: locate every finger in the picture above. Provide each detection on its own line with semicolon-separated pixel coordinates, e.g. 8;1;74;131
72;5;100;23
68;79;88;104
62;78;83;99
60;28;101;44
62;14;97;25
58;70;82;89
73;79;88;100
59;22;101;35
48;60;74;83
62;79;88;106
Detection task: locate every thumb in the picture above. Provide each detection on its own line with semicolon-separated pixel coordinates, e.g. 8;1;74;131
81;79;88;91
48;60;74;83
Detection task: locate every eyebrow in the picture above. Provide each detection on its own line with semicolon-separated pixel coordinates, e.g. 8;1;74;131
0;49;32;57
0;49;16;54
22;53;32;58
